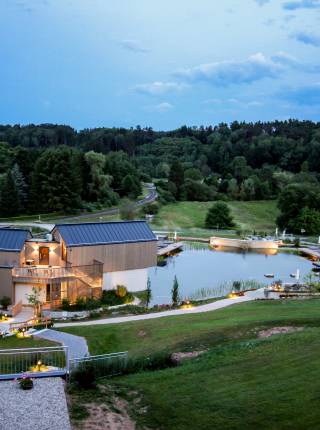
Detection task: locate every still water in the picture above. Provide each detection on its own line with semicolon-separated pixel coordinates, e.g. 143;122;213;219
148;243;313;305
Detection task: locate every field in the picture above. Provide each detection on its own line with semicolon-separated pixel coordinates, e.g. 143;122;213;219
151;200;279;233
65;300;320;429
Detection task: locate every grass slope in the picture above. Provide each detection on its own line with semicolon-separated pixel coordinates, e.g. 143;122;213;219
66;300;320;429
61;300;320;357
152;200;279;232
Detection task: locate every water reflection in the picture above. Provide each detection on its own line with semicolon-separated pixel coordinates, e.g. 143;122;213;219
148;243;312;305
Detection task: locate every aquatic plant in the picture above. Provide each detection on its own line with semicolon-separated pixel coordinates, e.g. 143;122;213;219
189;279;266;301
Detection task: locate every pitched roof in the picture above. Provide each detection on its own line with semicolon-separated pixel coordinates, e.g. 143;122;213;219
0;228;31;252
53;221;157;247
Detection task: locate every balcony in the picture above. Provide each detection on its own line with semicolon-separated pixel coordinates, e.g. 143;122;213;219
12;266;76;283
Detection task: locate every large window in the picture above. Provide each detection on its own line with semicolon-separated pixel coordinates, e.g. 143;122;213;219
61;241;67;261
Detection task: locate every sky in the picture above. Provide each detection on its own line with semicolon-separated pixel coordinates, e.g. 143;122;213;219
0;0;320;130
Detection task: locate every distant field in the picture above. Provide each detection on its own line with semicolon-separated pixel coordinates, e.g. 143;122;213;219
152;200;279;233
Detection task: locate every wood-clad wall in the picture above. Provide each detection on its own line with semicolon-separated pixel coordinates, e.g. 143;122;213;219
0;267;14;301
24;242;62;266
67;241;157;272
0;251;22;267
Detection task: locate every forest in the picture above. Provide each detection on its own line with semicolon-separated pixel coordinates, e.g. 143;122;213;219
0;120;319;233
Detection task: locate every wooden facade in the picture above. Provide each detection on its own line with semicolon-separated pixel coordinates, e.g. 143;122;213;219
0;251;22;267
66;241;157;272
0;266;14;302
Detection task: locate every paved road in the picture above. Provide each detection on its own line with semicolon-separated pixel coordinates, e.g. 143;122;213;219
0;183;157;230
34;329;89;359
55;289;265;328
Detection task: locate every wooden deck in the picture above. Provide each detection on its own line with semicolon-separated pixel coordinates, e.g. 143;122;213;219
157;242;184;256
299;248;320;260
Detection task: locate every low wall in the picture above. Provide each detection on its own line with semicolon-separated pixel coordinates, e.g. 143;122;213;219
210;237;280;250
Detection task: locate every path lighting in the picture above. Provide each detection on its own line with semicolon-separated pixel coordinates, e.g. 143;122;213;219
37;360;42;372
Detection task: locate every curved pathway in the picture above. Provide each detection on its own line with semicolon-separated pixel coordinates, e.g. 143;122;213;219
34;328;89;359
55;289;265;328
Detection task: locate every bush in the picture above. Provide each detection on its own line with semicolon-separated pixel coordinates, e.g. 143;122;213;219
61;298;71;311
116;285;127;298
101;290;134;306
18;376;33;390
205;202;234;229
72;363;96;389
124;352;176;375
0;296;11;310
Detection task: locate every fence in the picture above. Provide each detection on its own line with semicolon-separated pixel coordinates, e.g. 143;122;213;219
69;351;128;379
0;346;68;380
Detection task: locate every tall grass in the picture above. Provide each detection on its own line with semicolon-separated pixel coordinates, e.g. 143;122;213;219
190;279;266;301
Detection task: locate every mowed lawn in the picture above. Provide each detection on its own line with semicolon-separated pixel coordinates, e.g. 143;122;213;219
65;300;320;429
61;300;320;357
152;200;279;232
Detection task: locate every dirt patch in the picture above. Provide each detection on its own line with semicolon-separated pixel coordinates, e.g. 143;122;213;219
71;397;136;430
258;326;304;339
138;330;147;337
171;350;206;364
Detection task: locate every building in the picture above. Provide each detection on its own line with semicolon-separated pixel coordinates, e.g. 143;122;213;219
0;221;157;310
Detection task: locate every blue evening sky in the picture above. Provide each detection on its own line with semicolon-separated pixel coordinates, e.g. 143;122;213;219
0;0;320;130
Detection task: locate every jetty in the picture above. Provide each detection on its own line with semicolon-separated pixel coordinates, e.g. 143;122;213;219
157;241;184;256
299;248;320;261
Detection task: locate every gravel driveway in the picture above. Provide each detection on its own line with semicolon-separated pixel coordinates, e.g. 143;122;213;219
0;377;71;430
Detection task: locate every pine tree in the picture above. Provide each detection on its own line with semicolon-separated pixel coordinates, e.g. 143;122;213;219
171;275;180;307
146;277;152;308
0;171;20;217
11;163;28;211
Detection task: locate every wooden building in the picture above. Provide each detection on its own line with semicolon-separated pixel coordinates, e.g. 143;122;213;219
0;221;157;310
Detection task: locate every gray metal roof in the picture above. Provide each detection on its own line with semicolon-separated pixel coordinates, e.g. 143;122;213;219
0;228;31;252
53;221;157;247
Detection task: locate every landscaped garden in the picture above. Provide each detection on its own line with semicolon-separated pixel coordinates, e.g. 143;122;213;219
65;299;320;429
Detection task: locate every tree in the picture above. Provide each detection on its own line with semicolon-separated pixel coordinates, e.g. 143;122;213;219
121;174;141;199
27;287;42;317
0;171;20;217
119;198;136;220
171;275;180;306
291;208;320;235
146;277;152;308
30;146;82;213
205;202;234;229
84;151;117;204
169;160;185;199
11;163;28;211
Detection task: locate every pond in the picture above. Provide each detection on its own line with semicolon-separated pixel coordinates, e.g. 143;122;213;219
148;243;313;305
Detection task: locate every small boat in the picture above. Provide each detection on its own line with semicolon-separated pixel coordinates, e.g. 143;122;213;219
264;273;275;278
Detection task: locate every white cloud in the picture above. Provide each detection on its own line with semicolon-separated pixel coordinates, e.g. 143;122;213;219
134;81;187;95
175;53;284;86
145;102;174;112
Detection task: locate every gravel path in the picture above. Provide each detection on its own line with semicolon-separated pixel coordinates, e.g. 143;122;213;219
34;329;89;359
55;289;265;328
0;377;71;430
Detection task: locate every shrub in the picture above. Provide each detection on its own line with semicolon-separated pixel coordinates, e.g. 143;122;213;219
61;298;71;311
101;290;134;306
18;375;33;390
124;352;176;375
116;285;127;298
0;296;12;310
205;202;234;229
72;363;96;389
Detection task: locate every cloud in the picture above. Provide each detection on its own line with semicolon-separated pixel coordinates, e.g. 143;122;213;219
291;31;320;46
145;102;174;112
255;0;270;5
134;81;187;95
175;53;287;86
279;82;320;105
119;39;150;54
283;0;320;10
203;98;264;108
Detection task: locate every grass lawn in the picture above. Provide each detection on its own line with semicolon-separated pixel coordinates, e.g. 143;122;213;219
61;299;320;357
66;300;320;429
151;200;279;233
0;336;55;349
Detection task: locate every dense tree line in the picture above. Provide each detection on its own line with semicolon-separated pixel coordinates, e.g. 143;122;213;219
0;120;320;232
